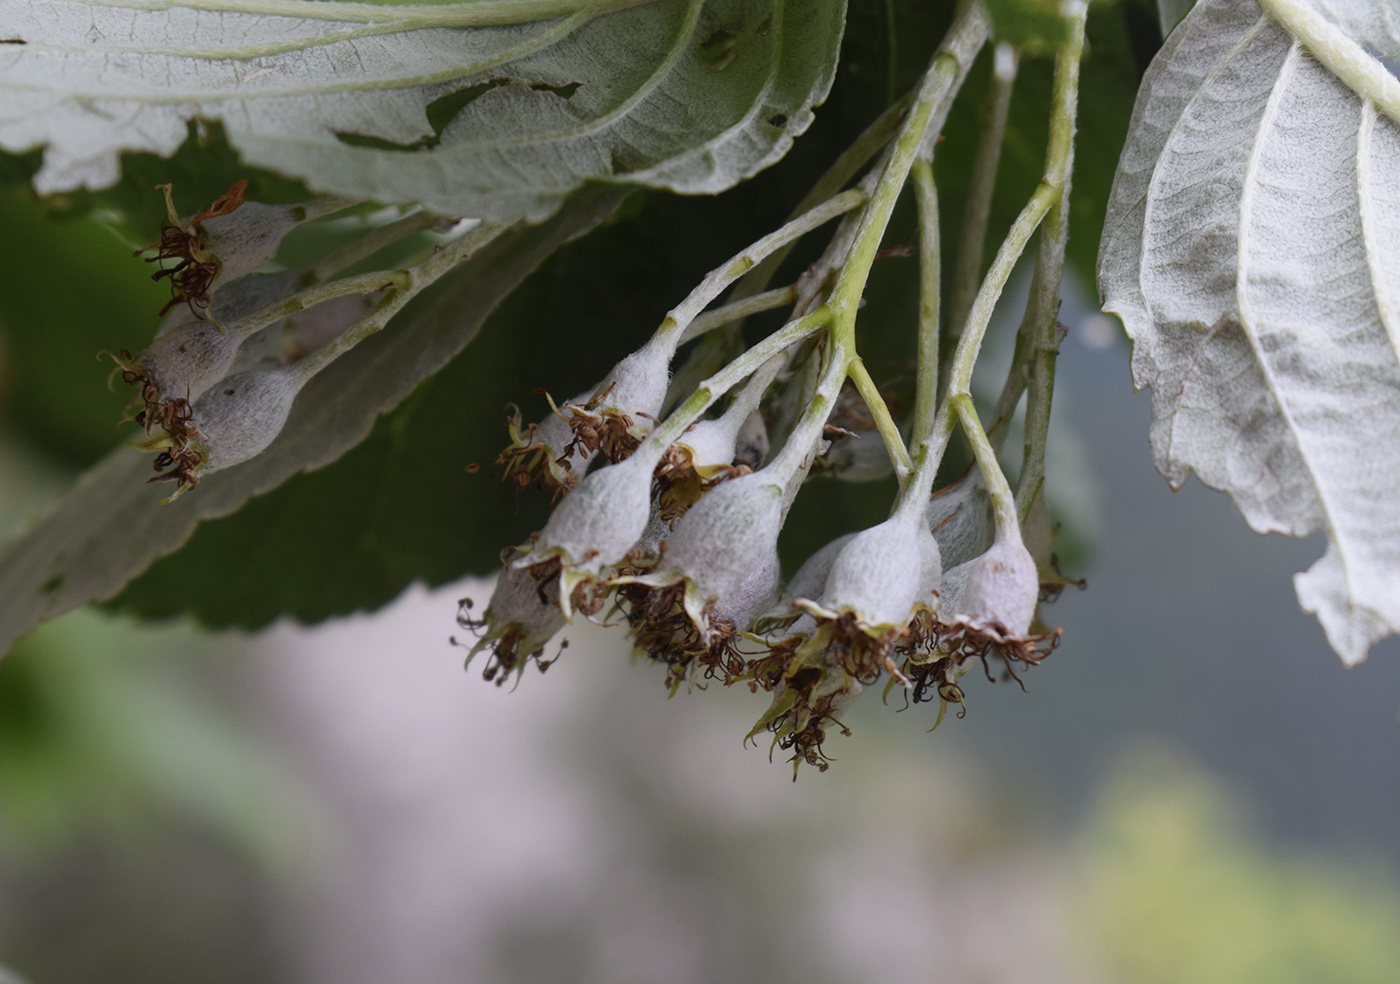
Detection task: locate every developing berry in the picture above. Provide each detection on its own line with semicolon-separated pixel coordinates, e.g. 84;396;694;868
135;362;311;493
106;320;243;426
510;452;658;618
655;414;754;519
753;532;855;635
616;472;784;690
955;533;1039;636
787;503;941;689
902;529;1060;720
655;375;772;518
562;338;674;463
498;390;593;497
499;335;678;497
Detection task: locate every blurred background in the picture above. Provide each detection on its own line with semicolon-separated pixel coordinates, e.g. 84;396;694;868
3;2;1400;977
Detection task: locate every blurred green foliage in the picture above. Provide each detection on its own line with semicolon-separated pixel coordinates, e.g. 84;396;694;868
1079;750;1400;984
984;0;1077;51
0;608;312;870
0;189;165;465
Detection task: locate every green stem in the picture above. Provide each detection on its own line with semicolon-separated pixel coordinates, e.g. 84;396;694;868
921;180;1059;488
726;95;912;307
646;306;833;453
236;268;411;339
656;189;864;346
294;220;508;375
946;42;1017;343
910;157;941;449
768;342;849;486
677;285;799;345
663;99;910;415
947;184;1056;411
827;1;988;350
311;209;439;282
1015;10;1085;522
846;356;909;482
824;1;989;480
953;394;1017;535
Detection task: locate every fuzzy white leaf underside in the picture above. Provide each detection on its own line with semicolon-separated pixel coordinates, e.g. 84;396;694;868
1099;0;1400;664
0;0;844;221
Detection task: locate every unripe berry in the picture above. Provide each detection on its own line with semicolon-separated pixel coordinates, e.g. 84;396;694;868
511;453;657;617
643;471;784;631
198;200;308;285
190;364;308;472
138;320;243;406
753;533;854;632
817;511;938;630
954;533;1038;636
712;550;781;631
500;336;680;496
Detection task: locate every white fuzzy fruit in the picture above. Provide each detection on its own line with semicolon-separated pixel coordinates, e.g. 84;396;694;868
954;534;1039;635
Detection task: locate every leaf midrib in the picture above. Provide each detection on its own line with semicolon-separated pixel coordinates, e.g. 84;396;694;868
1233;41;1355;588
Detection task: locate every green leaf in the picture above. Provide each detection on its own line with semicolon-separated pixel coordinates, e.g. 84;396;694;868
0;186;627;657
2;0;845;222
0;187;167;465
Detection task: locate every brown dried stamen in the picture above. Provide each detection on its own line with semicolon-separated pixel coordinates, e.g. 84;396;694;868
451;597;566;687
903;617;1061;718
497;405;578;500
760;666;853;778
654;442;751;521
135;180;248;319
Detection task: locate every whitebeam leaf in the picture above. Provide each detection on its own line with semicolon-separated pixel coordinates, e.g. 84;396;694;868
0;0;844;221
0;186;627;658
1098;0;1400;664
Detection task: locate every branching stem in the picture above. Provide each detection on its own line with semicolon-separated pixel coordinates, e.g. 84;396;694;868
826;1;989;481
727;95;912;308
678;286;800;345
1015;9;1086;522
311;209;440;282
295;220;509;375
235;268;413;340
657;189;865;347
910;157;941;449
947;42;1017;344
